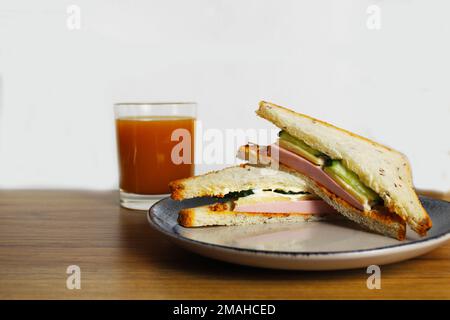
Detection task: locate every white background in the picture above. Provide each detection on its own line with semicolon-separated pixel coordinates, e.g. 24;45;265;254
0;0;449;191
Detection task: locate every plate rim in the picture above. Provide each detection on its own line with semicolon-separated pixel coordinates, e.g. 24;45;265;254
147;196;450;257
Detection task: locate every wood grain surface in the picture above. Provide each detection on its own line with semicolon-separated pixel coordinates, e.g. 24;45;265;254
0;190;449;300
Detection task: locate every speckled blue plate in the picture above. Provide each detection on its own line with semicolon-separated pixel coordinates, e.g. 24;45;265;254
148;196;450;270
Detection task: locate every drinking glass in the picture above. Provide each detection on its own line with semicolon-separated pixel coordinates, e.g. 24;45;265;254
114;102;196;210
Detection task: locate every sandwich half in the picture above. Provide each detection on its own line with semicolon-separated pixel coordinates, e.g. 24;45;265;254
169;164;339;227
243;101;432;240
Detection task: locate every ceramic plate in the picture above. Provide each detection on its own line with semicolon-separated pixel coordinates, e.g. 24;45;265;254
148;196;450;270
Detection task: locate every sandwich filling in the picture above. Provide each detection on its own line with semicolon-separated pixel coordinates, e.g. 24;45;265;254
227;189;337;214
275;131;382;212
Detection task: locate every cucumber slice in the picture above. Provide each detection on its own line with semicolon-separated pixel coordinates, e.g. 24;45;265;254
322;168;370;205
323;160;381;204
278;131;326;166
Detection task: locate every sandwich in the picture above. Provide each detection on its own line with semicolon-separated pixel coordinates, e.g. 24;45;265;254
237;101;432;240
169;164;339;227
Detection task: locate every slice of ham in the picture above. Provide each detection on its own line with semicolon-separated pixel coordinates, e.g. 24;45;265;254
270;144;365;211
234;199;338;214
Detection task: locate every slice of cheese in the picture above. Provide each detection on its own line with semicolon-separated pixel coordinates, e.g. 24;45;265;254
234;190;317;206
232;190;337;214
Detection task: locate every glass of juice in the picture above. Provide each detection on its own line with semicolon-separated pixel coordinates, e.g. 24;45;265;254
114;102;196;210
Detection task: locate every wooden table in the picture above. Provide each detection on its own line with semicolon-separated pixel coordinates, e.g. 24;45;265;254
0;190;449;300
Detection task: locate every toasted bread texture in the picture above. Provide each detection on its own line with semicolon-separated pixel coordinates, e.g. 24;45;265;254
287;169;406;240
170;163;310;200
237;144;407;240
178;202;330;227
256;101;431;236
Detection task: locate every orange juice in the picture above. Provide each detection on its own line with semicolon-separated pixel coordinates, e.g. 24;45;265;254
116;116;195;195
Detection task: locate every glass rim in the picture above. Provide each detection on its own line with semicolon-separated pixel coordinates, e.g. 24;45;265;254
114;102;197;107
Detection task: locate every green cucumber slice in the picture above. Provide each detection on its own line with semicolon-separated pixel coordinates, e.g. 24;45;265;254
323;160;381;204
278;131;326;166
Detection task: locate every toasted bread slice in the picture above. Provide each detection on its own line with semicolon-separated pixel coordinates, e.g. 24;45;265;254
256;101;431;236
169;163;310;200
178;202;330;227
238;144;407;240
